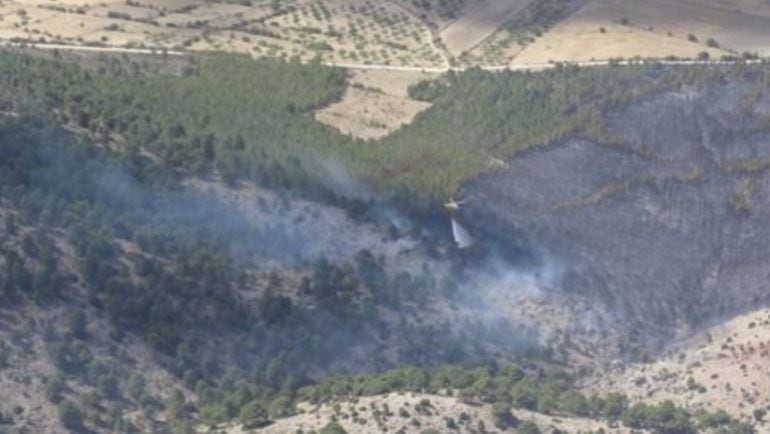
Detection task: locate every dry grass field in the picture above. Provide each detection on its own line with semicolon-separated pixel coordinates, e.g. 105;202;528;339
513;0;770;64
315;68;437;139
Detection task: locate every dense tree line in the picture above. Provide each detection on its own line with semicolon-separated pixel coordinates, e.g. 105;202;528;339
334;365;753;433
200;363;754;434
2;49;756;210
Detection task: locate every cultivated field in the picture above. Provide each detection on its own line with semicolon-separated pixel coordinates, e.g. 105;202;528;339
0;0;447;67
2;0;770;67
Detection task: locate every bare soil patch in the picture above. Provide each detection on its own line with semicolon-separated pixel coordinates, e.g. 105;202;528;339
315;69;437;140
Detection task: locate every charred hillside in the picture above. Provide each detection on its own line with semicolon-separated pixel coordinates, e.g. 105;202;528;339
463;73;770;350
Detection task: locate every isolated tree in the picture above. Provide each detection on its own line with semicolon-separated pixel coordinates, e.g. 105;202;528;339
167;390;187;422
126;373;145;401
58;400;83;431
510;378;538;410
258;293;293;325
97;374;119;400
559;390;589;416
46;374;66;403
492;402;518;429
69;311;87;339
601;393;628;420
622;402;649;429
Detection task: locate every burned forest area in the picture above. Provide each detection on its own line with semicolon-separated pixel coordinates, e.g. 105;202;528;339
0;46;769;434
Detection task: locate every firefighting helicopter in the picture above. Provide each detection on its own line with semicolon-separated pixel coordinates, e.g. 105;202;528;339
444;198;465;212
444;198;474;249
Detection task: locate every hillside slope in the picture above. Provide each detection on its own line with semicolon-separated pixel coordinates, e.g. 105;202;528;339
585;308;770;427
463;66;770;354
1;49;770;434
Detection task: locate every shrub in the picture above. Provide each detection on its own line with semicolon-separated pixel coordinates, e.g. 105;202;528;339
320;421;348;434
267;395;294;419
69;311;87;339
510;379;538;410
97;375;119;399
517;420;541;434
559;390;589;416
492;402;518;429
58;400;83;431
239;400;269;429
46;374;66;402
407;79;448;102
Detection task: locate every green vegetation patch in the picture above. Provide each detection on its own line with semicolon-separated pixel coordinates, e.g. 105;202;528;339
0;51;594;209
0;50;731;210
246;364;753;434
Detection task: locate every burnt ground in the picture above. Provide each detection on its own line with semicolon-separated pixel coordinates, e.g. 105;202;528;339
463;77;770;355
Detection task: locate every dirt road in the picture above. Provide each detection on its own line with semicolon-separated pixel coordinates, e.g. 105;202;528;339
2;40;766;73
